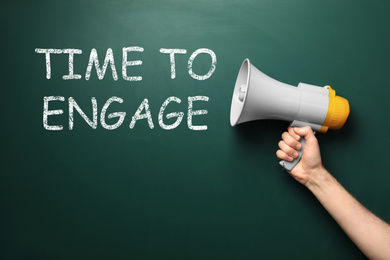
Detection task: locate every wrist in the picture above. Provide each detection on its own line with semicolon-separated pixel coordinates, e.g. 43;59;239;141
304;166;334;192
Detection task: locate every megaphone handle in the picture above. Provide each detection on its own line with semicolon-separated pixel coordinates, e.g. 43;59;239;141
279;137;306;171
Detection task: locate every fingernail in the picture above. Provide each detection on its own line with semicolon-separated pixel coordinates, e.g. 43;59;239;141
293;151;299;158
295;143;301;150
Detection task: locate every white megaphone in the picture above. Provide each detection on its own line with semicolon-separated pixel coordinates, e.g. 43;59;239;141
230;59;350;170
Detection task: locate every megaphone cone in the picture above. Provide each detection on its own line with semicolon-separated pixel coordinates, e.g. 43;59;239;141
230;59;349;133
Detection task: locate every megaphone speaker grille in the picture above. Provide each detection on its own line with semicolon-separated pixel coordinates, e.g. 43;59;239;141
230;59;302;126
230;59;250;126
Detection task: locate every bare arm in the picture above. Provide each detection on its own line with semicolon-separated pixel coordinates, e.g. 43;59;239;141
277;126;390;260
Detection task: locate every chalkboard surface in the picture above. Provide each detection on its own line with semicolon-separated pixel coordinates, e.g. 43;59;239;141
2;0;390;259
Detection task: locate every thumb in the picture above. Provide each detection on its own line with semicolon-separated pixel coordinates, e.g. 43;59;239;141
290;126;323;173
292;126;317;145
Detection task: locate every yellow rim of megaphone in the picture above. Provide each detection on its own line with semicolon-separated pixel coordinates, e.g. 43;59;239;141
319;86;350;133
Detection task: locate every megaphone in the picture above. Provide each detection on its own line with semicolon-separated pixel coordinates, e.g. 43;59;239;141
230;59;349;170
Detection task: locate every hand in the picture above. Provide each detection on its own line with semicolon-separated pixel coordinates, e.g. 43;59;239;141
276;126;325;185
277;127;390;260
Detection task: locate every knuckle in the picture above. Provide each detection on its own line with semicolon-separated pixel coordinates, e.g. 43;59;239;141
281;132;290;141
276;150;291;161
287;148;297;157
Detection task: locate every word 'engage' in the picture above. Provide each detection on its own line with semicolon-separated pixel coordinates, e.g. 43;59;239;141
35;47;217;81
43;96;209;131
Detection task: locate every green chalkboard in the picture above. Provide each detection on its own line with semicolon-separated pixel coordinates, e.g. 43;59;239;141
1;0;390;259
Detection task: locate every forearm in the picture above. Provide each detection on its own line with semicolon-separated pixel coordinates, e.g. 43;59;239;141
306;168;390;260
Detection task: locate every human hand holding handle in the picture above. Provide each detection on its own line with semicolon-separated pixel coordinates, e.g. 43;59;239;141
276;126;324;185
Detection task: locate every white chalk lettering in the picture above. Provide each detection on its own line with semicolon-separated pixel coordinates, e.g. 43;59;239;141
159;48;187;79
36;47;217;80
43;96;210;131
129;98;154;129
158;96;184;130
100;96;126;130
68;97;98;130
122;46;144;81
188;96;209;130
35;48;63;79
188;48;217;80
62;49;82;80
85;48;118;80
43;96;65;130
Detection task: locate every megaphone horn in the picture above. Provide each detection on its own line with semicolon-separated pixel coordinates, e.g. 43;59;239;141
230;59;350;170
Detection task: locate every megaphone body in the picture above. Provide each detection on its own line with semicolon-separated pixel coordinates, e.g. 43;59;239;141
230;59;349;170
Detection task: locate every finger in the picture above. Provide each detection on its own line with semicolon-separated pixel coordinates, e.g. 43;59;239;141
288;126;301;141
293;126;317;144
278;140;299;158
282;131;302;150
276;149;294;162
